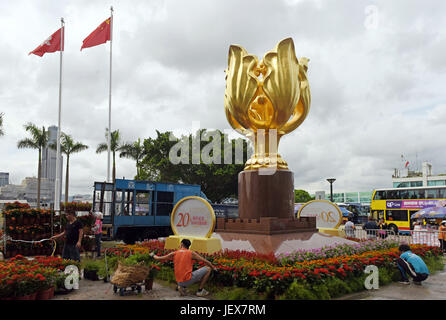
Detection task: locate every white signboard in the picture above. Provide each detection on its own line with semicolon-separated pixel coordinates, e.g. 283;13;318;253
297;200;342;229
170;196;216;238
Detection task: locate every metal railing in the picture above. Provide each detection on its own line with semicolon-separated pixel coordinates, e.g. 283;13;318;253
341;228;397;241
341;227;446;249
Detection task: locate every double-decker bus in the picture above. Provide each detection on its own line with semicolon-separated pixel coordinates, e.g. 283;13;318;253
370;186;446;234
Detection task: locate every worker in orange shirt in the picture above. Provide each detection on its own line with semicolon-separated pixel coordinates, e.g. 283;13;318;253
439;221;446;253
153;239;217;297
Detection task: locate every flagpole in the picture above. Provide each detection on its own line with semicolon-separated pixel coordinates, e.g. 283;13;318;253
107;6;113;184
54;17;64;235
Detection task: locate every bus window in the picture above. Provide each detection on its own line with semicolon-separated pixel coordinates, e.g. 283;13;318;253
135;191;151;216
426;188;439;199
115;189;123;215
156;191;174;216
386;210;408;222
374;191;386;200
439;188;446;198
400;190;409;199
387;190;401;200
372;210;384;220
408;189;425;199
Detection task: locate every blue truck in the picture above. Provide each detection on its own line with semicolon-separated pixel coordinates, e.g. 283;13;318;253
93;178;238;244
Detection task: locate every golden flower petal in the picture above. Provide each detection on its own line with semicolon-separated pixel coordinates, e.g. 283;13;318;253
224;45;259;130
262;38;301;129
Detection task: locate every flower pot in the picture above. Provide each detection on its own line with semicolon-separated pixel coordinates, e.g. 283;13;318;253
145;278;154;291
84;270;99;281
49;286;55;299
36;287;54;300
16;293;35;300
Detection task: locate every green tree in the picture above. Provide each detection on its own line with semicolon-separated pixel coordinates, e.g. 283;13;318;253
17;123;49;208
294;189;314;203
96;129;122;183
0;112;4;136
139;129;250;203
119;138;146;180
50;133;88;205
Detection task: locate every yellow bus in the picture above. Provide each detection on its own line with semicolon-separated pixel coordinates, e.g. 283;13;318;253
370;186;446;234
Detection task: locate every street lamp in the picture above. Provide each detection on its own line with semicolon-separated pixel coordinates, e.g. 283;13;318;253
326;178;336;202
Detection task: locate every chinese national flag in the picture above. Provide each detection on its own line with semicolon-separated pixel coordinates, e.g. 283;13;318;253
81;17;111;50
29;28;63;57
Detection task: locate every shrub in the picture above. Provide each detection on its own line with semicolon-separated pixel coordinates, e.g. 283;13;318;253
311;283;331;300
214;287;266;300
378;267;393;286
324;278;352;298
280;281;317;300
82;259;101;272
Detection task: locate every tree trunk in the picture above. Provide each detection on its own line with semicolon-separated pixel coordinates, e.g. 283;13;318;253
65;154;69;205
136;159;139;180
37;149;42;209
112;151;116;183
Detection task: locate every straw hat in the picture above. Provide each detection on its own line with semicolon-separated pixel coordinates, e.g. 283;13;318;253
441;220;446;225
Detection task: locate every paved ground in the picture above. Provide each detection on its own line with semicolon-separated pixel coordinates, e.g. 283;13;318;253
54;265;446;300
338;266;446;300
53;279;207;300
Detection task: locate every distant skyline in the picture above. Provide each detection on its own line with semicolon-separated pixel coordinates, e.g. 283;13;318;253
1;0;446;196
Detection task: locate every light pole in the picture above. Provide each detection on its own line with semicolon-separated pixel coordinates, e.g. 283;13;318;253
327;178;336;202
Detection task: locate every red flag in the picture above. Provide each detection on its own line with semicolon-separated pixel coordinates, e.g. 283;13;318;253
405;161;409;168
29;28;63;57
81;17;111;50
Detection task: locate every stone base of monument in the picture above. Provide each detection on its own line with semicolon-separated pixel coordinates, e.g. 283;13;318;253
215;216;317;235
238;170;295;220
164;235;222;254
318;228;344;237
212;231;357;255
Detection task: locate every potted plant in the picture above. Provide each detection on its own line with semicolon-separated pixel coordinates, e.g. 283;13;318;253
15;275;37;300
36;269;57;300
145;263;160;291
83;260;101;281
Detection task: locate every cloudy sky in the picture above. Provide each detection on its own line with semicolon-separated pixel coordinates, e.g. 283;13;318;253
1;0;445;197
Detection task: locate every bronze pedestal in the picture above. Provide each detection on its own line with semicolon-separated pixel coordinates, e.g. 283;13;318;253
215;170;317;235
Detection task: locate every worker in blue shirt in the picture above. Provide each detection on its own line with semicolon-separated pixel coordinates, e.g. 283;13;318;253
396;244;429;285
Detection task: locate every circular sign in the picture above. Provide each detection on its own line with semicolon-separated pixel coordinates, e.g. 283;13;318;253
297;200;342;229
170;196;216;238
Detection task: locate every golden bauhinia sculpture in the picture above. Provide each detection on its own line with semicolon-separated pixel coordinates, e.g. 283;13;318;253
224;37;311;170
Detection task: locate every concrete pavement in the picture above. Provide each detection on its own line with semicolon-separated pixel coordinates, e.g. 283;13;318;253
53;279;207;300
338;266;446;300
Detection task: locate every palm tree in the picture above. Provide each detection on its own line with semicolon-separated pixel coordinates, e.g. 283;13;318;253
119;138;146;180
96;129;122;183
50;133;88;205
17;123;49;208
0;113;4;137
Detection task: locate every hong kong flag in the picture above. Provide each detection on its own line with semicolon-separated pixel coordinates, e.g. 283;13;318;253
81;17;111;50
29;28;63;57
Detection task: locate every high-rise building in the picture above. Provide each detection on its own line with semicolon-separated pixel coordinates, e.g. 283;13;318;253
0;172;9;187
41;125;63;204
0;177;52;207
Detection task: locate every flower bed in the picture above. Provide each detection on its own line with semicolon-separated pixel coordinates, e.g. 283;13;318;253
115;240;444;299
0;255;80;300
276;239;400;263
